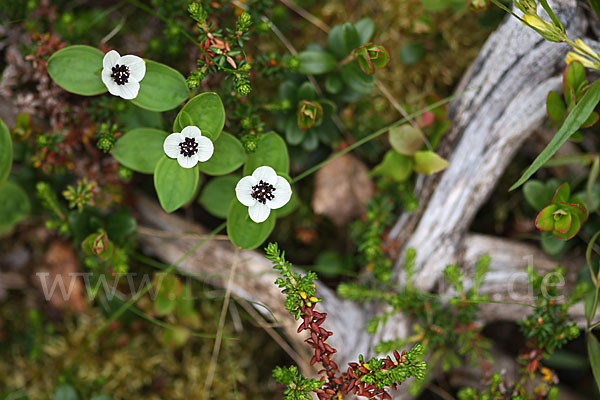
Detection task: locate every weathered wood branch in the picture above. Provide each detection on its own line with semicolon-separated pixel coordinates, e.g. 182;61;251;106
133;1;593;397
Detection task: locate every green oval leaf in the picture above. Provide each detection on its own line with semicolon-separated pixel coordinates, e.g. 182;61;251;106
371;150;413;182
389;124;425;156
297;50;338;75
47;45;106;96
227;199;275;250
199;174;239;218
523;180;554;210
510;79;600;191
546;90;565;122
413;150;449;175
0;181;31;233
53;384;78;400
355;18;375;45
197;132;246;176
341;23;361;56
154;156;200;213
0;119;12;186
243;132;289;176
131;60;189;112
111;128;169;174
173;92;225;139
341;62;375;94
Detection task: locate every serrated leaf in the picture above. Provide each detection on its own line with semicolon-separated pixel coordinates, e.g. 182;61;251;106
227;200;275;249
0;119;12;186
111;128;169;174
389;124;425;156
153;156;200;213
47;45;106;96
131;60;189;112
510;79;600;191
413;150;449;175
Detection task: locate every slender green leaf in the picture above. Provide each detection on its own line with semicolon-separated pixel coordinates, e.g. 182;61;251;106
0;119;12;185
131;60;189;112
587;333;600;392
47;45;106;96
587;0;600;19
510;79;600;191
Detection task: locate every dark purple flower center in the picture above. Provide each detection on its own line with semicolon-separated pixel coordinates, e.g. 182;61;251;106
179;137;199;157
111;64;130;85
251;180;276;204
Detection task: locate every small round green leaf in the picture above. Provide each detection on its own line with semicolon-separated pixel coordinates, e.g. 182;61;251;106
154;156;200;213
47;45;107;96
341;22;361;55
413;150;449;175
389;124;425;156
399;42;426;66
111;128;169;174
325;73;343;94
131;60;189;112
227;200;275;250
297;50;338;75
523;180;554;210
327;25;346;60
197;132;246;176
0;181;30;232
371;150;413;182
53;384;78;400
243;132;289;176
540;231;566;256
199;174;239;218
0;119;12;186
173;92;225;140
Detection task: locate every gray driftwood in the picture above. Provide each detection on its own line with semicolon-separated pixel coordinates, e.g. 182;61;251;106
136;1;591;397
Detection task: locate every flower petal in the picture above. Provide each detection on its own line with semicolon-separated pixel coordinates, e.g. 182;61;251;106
163;133;183;158
103;50;120;70
119;55;146;81
236;176;258;207
252;166;277;185
248;202;270;223
267;176;292;209
180;125;202;140
177;153;198;169
101;69;121;96
117;80;140;100
196;136;214;162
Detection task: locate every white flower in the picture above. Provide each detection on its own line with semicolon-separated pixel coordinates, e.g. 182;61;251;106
101;50;146;100
163;126;214;168
235;166;292;223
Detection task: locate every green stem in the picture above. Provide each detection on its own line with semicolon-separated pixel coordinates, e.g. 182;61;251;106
291;89;470;184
